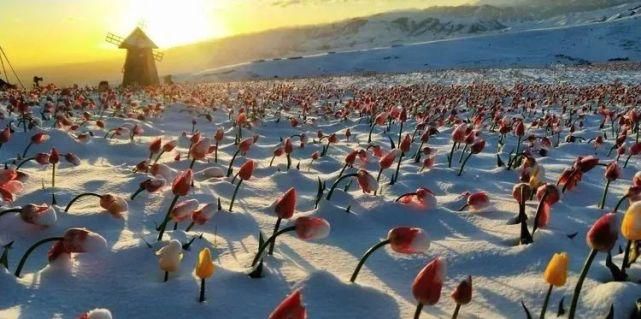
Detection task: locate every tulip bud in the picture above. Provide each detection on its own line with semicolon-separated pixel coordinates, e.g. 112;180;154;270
269;290;306;319
621;202;641;241
192;203;217;225
156;240;183;272
238;160;255;181
99;194;128;218
34;153;50;165
294;216;330;240
49;148;59;165
451;276;472;305
400;134;411;153
78;308;113;319
149;137;162;155
356;169;378;194
171;199;199;222
412;257;446;306
64;153;81;166
195;248;215;279
586;213;618;252
379;149;399;169
274;187;296;219
172;169;193;196
470;138;485;154
543;252;568;287
604;162;621;181
20;203;57;226
387;227;430;254
190;138;211;160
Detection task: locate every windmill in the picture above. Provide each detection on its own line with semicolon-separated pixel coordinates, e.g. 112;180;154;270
106;27;163;87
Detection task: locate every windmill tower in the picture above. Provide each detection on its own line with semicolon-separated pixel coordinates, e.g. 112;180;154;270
106;27;163;87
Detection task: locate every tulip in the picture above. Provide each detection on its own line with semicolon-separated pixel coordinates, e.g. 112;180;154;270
22;132;49;158
64;192;127;218
448;124;467;168
170;199;199;224
633;171;641;187
599;162;621;209
624;142;641;168
412;257;446;319
350;227;430;283
337;150;358;178
195;248;215;302
325;169;374;201
251;216;330;268
269;290;306;319
0;203;57;226
451;276;472;319
226;138;253;177
156;240;183;282
283;138;294;170
229;160;253;212
78;308;113;319
157;170;193;241
368;112;388;143
458;192;490;211
188;137;211;168
269;147;284;167
395;187;437;210
213;127;224;162
541;253;568;318
64;153;80;166
620;202;641;277
130;177;166;200
374;149;399;193
269;188;296;255
532;184;561;236
569;213;618;319
457;138;485;176
0;127;11;150
186;202;217;232
149;137;162;160
15;228;106;277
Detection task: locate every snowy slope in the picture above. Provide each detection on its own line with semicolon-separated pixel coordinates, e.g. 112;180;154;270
191;16;641;82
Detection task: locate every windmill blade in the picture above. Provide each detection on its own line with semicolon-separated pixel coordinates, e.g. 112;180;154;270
105;32;124;46
153;50;164;62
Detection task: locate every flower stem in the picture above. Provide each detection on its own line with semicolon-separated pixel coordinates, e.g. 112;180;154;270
349;239;391;283
267;217;282;255
64;192;102;212
452;304;462;319
621;240;633;275
448;142;458;168
414;303;424;319
228;179;243;212
199;278;206;302
391;152;404;185
599;180;611;209
14;237;64;277
250;226;296;267
612;194;628;213
157;194;181;242
326;173;359;200
130;187;145;200
226;149;241;177
21;142;33;158
457;153;473;176
540;284;553;319
163;271;169;282
568;249;598;319
15;157;35;170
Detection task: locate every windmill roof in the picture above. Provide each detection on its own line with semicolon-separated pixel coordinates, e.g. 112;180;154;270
119;27;158;49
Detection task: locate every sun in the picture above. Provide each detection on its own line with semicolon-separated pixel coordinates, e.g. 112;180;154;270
120;0;226;48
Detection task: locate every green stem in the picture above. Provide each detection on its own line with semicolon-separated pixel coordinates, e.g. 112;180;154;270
199;278;206;302
621;240;633;273
540;284;553;319
457;153;473;176
599;180;611;209
226;149;241;177
250;226;296;267
349;239;391;283
267;217;282;255
164;271;169;282
391;152;404;185
414;303;424;319
14;237;64;277
367;124;376;143
458;145;468;163
623;154;633;168
568;249;598;319
286;153;291;170
326;173;359;200
452;304;462;319
64;192;102;212
185;221;195;232
448;142;458;168
157;194;181;242
16;157;36;170
130;187;145;200
613;194;628;213
51;163;56;189
188;158;196;169
21;141;33;158
153;150;165;164
0;208;21;219
228;179;243;212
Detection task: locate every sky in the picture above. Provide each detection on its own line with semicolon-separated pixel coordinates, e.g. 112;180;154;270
0;0;472;69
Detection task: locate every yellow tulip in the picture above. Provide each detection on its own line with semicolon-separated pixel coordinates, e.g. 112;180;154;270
543;252;568;287
195;248;215;279
621;202;641;241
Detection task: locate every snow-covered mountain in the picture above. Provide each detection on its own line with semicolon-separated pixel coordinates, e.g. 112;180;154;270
163;0;641;75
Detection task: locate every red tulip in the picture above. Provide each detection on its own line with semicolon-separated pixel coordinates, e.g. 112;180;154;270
294;216;330;240
586;213;618;252
379;149;399;169
162;140;177;152
64;153;81;166
34;153;50;165
191;203;217;226
238;137;253;154
149;137;162;155
0;127;11;144
400;134;411;153
274;187;296;219
451;124;467;143
48;228;107;262
172;169;193;196
470;138;485;154
19;203;57;226
48;148;60;164
269;290;306;319
31;132;49;144
604;162;621;181
574;156;599;173
412;257;446;306
238;160;254;181
171;199;199;222
190;138;211;160
451;275;472;305
356;169;378;194
388;227;430;254
214;128;224;141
